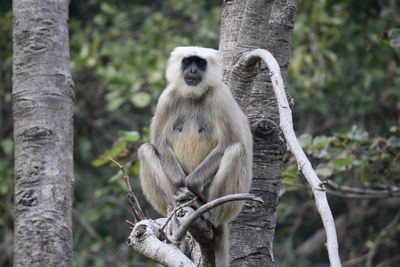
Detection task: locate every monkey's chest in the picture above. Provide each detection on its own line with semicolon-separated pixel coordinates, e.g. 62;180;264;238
170;117;218;174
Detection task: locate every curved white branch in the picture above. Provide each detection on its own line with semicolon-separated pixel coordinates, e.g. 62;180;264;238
235;49;342;267
173;193;263;243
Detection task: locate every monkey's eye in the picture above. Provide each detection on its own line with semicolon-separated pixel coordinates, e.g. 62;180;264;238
182;58;190;66
197;60;206;67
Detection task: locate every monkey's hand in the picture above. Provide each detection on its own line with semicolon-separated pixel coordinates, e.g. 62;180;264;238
174;187;204;209
184;179;208;201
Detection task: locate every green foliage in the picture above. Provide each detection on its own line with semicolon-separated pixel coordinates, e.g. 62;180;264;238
1;0;400;266
289;0;400;135
91;131;140;167
277;1;400;265
282;126;400;192
278;126;400;266
389;28;400;48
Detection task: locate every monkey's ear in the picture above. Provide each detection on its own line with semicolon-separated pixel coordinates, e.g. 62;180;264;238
166;54;183;84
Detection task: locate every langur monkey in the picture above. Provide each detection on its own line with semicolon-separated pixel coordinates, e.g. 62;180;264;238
138;46;253;267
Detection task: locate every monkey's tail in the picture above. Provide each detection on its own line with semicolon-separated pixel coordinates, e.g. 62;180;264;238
214;223;229;267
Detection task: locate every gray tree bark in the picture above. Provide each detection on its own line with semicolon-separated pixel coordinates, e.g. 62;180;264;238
219;0;298;266
12;0;74;266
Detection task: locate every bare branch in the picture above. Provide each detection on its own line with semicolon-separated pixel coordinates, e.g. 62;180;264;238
342;254;369;266
108;157;146;222
282;180;400;199
365;210;400;267
233;49;342;266
127;219;196;267
282;181;400;199
161;196;198;233
326;180;400;198
173;193;263;244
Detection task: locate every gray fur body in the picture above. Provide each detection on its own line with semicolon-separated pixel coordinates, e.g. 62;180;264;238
138;47;253;267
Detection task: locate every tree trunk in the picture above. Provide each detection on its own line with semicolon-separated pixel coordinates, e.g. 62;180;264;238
219;0;298;266
12;0;74;266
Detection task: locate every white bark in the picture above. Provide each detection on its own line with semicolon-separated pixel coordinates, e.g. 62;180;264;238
127;194;261;266
127;219;197;267
234;49;342;267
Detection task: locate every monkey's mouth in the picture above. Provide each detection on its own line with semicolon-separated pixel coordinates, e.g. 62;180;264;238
184;79;201;86
184;75;202;86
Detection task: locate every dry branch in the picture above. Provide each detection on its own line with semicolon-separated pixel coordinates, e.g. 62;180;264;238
282;180;400;199
173;193;263;243
232;49;342;267
108;157;146;222
127;219;197;267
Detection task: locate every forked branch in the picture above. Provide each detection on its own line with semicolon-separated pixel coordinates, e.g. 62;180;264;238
232;49;342;267
108;157;146;222
173;193;263;243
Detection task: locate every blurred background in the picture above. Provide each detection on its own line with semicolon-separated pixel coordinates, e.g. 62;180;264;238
0;0;399;266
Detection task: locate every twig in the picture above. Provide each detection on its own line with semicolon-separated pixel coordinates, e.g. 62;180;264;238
108;157;146;222
282;181;400;199
326;180;400;198
126;220;135;228
73;208;101;239
161;197;199;233
365;210;400;267
342;254;368;266
173;193;263;243
234;49;342;266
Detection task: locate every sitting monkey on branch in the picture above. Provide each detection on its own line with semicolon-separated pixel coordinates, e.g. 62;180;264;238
125;46;340;267
138;46;253;267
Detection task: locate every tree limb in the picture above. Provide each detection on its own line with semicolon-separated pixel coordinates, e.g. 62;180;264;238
125;190;261;266
232;49;342;267
282;181;400;199
365;210;400;267
173;193;263;244
108;157;146;222
326;180;400;198
127;219;197;267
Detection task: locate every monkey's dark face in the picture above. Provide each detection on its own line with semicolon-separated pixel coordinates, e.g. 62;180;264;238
181;56;207;86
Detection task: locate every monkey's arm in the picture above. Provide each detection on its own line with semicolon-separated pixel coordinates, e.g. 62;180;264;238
185;147;224;198
159;146;187;187
151;92;187;187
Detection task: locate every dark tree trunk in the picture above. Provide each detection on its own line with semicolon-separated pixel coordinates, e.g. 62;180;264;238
219;0;298;266
12;0;74;266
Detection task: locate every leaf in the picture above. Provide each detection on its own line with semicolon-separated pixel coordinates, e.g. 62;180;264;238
389;28;400;48
130;92;151;108
316;165;334;177
132;161;141;176
298;133;313;147
348;126;368;141
332;157;353;166
100;3;117;15
108;172;122;183
0;139;13;155
92;141;127;167
106;97;125;111
118;131;140;142
311;136;330;150
387;136;400;147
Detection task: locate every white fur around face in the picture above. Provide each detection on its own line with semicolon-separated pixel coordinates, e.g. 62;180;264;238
165;46;223;98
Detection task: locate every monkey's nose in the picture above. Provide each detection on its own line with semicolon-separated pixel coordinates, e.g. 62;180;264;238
190;64;197;73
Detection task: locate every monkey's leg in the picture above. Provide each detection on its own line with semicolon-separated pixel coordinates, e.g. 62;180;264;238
138;143;176;216
205;143;247;267
207;142;248;226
